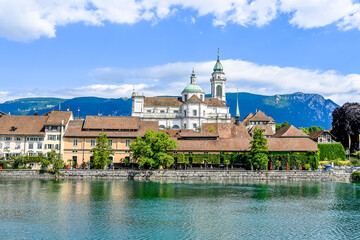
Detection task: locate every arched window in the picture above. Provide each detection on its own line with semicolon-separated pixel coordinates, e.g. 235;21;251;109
216;85;222;97
158;125;165;130
173;125;180;129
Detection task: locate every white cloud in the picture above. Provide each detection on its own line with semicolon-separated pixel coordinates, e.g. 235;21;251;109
1;59;359;104
2;0;360;41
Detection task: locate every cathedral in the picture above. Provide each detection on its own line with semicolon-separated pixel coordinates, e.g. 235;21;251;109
131;53;232;130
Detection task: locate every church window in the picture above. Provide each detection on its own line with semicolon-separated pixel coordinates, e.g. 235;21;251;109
173;125;180;129
200;94;204;101
216;85;222;97
193;123;197;129
193;110;197;116
184;110;187;116
203;110;205;116
184;94;188;101
174;110;178;113
158;125;165;130
160;110;165;113
184;124;187;129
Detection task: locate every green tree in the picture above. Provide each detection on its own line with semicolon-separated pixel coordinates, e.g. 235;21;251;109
250;127;269;170
130;130;178;169
91;133;113;169
40;151;64;170
276;122;290;132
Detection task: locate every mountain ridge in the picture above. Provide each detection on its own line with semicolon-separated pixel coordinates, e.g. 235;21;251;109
0;92;338;129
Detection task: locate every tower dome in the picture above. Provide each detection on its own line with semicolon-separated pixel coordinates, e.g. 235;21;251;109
213;50;223;72
181;69;205;94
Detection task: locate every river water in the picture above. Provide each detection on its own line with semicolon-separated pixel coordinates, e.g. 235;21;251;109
0;179;359;239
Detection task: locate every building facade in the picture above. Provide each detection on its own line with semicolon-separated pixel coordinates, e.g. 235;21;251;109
132;55;231;130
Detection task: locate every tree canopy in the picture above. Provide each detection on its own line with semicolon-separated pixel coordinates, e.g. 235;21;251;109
250;127;269;170
299;126;323;135
91;133;113;169
130;130;178;169
276;122;290;132
332;102;360;152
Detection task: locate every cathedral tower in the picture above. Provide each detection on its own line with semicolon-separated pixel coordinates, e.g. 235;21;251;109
210;49;226;103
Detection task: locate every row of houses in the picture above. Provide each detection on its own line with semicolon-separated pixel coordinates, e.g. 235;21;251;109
0;109;326;168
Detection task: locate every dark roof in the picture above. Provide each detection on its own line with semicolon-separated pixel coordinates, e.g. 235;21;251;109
309;130;335;140
83;116;140;130
272;125;309;138
0;115;47;135
0;111;6;116
144;97;183;106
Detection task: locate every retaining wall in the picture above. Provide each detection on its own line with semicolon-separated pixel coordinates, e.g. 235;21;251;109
0;169;352;182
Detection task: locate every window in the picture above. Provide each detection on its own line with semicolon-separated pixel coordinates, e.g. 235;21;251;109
29;143;33;149
5;137;11;141
4;143;10;149
0;143;2;149
147;110;151;113
48;135;60;141
125;140;130;147
15;143;20;149
72;150;78;153
46;144;53;150
184;110;187;116
184;94;188;101
73;139;78;146
160;110;165;113
108;140;113;147
174;110;178;113
91;140;96;147
0;137;2;140
184;124;187;129
38;143;42;149
216;85;222;97
200;94;204;101
15;137;22;141
125;150;130;154
203;110;205;116
193;123;197;129
55;144;60;150
193;110;197;116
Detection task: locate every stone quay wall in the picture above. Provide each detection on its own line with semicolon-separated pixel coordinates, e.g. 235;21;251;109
0;169;352;182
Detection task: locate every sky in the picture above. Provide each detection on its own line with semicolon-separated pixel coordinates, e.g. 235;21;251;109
0;0;360;105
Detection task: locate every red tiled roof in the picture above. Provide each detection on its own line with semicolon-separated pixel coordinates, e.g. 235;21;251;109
185;95;204;104
242;113;254;123
248;110;272;122
0;115;47;135
249;125;274;136
83;116;140;130
204;98;227;107
144;97;183;106
43;110;73;125
272;125;309;138
267;138;318;151
202;122;250;139
64;119;158;137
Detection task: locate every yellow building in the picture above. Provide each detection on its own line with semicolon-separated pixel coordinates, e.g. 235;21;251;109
63;116;158;168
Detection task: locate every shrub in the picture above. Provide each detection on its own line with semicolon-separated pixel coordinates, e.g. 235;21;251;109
318;143;346;161
303;164;311;170
352;171;360;182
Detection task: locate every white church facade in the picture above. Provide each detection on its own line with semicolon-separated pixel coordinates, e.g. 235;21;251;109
131;54;232;130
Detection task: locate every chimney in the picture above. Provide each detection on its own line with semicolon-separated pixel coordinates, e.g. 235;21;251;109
67;107;69;111
34;111;38;116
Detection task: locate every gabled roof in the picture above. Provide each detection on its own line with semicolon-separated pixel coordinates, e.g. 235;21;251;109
43;110;73;126
185;94;204;104
144;97;183;106
309;130;335;140
204;98;227;107
0;111;6;116
0;115;47;135
267;138;318;152
249;125;274;136
83;116;140;130
272;125;308;138
249;110;272;122
242;113;253;123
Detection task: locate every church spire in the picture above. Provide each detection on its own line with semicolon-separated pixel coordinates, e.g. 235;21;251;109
190;68;196;84
235;89;240;126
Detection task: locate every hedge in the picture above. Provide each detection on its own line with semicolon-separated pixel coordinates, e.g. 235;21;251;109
172;151;319;170
317;143;346;161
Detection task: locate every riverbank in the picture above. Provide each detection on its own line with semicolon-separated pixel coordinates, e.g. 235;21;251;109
0;169;352;182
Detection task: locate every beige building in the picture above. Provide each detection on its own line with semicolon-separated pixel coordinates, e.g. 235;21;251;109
63;116;158;168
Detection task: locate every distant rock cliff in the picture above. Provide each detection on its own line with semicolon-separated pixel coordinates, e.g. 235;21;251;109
0;92;338;129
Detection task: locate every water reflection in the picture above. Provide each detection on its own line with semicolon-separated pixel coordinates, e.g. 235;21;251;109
0;179;360;239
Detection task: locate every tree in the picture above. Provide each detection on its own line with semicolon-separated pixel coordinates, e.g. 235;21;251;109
276;122;290;132
250;127;269;170
91;133;113;169
40;151;64;171
130;130;178;169
332;102;360;152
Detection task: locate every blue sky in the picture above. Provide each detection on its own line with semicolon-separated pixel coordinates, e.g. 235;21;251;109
0;0;360;104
